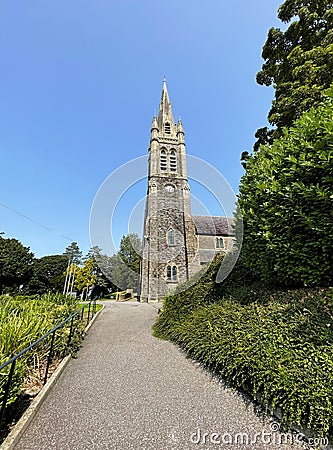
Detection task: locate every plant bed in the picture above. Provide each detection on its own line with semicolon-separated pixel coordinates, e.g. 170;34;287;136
0;294;90;443
0;357;62;445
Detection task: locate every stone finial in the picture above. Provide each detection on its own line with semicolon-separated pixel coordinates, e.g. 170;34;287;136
177;118;184;134
151;116;158;131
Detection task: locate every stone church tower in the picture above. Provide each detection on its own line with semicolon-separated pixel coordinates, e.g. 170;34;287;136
140;80;200;302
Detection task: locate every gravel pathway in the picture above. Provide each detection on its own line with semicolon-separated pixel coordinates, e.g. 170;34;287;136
15;302;306;450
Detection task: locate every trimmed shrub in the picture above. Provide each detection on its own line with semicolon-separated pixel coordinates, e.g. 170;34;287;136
153;257;333;437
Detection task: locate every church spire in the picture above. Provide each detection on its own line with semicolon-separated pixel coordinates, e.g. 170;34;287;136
157;78;176;135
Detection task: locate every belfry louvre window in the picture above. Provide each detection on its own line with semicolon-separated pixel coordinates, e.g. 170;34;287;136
165;122;171;134
170;150;177;172
160;150;167;170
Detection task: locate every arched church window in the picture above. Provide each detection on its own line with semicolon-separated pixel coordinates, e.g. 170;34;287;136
167;229;174;246
160;150;167;171
172;266;177;281
166;264;177;281
165;122;171;134
170;150;177;172
215;237;224;249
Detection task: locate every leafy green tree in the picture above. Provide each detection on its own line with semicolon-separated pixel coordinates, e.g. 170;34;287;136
63;242;82;265
112;234;141;290
238;88;333;287
255;0;333;142
84;247;117;298
118;234;141;274
0;237;34;293
25;254;68;295
74;258;96;299
81;235;141;293
99;234;141;291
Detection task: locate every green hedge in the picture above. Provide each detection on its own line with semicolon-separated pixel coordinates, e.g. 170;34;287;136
237;88;333;287
153;256;333;437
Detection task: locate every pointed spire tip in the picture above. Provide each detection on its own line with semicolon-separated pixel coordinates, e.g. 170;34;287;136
157;77;175;132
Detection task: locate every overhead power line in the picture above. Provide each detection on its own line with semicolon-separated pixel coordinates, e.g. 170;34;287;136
0;201;73;242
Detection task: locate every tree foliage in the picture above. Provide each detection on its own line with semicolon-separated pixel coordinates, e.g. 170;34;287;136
92;234;141;291
25;254;68;295
74;259;96;299
0;237;34;294
63;242;82;265
238;88;333;286
115;233;141;290
84;246;117;298
256;0;333;139
118;234;141;274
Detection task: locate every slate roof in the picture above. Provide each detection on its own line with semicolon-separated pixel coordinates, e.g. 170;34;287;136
192;216;235;236
198;249;216;263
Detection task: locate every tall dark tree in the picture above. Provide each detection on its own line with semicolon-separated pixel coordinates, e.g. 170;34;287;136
24;254;68;295
63;242;82;265
84;246;117;298
118;234;141;275
98;234;141;291
0;236;34;293
255;0;333;143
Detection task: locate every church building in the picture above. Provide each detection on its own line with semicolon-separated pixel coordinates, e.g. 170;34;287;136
139;80;235;302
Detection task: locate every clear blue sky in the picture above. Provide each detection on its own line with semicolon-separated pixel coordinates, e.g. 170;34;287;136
0;0;282;258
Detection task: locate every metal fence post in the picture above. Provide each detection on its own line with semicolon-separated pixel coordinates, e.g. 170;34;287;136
0;305;89;428
67;316;75;347
87;302;91;324
43;331;56;385
0;359;16;428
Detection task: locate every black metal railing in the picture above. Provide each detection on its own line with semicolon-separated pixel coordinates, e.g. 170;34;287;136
0;299;97;429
